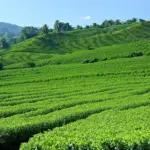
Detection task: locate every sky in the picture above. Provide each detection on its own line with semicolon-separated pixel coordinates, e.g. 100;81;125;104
0;0;149;27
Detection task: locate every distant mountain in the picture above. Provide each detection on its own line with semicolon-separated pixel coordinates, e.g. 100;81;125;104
0;22;23;36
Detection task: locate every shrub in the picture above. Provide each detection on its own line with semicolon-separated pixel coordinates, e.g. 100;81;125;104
130;52;143;57
0;63;3;70
24;62;36;68
90;58;99;63
83;60;90;64
102;58;108;61
87;46;94;50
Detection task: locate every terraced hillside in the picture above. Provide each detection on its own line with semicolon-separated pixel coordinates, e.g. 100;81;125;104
1;21;150;150
1;55;150;149
1;21;150;68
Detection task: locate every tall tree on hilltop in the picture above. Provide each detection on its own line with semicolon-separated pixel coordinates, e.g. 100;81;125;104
54;20;60;32
139;19;145;22
92;23;99;28
20;26;39;40
54;20;73;32
131;18;138;23
115;19;122;25
76;25;83;30
41;24;49;35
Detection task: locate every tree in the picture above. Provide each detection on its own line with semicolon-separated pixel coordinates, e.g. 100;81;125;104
76;25;83;30
139;19;145;22
92;23;98;28
131;18;138;23
54;20;73;32
49;28;53;32
108;20;116;26
0;38;9;49
20;26;39;40
115;19;122;25
124;18;138;24
101;20;111;27
41;24;49;35
54;20;60;32
85;25;90;29
61;22;73;31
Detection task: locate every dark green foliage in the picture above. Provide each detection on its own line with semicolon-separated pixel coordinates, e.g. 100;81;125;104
139;19;145;22
92;23;99;28
0;63;3;70
40;24;49;35
0;38;9;49
124;18;138;24
85;25;90;29
24;62;36;68
54;20;73;32
83;58;99;64
87;46;94;50
130;52;143;57
83;60;90;64
76;25;83;30
102;58;108;61
20;26;39;40
90;58;99;63
101;19;118;27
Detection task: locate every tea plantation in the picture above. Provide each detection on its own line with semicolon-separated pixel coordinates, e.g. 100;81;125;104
0;21;150;150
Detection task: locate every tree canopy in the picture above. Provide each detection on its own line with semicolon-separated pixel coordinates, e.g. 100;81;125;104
20;26;39;40
40;24;49;35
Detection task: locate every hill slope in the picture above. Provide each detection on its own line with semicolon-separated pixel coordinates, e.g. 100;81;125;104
1;56;150;149
9;22;150;54
0;22;22;35
1;21;150;69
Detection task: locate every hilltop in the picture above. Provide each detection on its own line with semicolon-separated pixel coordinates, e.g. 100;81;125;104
0;21;150;69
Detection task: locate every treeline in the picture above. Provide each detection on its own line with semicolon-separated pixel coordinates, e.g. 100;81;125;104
0;18;146;49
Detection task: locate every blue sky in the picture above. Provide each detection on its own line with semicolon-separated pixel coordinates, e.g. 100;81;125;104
0;0;149;27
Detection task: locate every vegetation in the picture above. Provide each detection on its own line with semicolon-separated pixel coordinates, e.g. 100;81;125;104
0;63;3;70
20;26;39;40
0;18;150;150
0;38;9;49
24;62;36;68
1;21;150;68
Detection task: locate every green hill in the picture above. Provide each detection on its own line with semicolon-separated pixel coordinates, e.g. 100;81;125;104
0;21;150;69
8;22;150;54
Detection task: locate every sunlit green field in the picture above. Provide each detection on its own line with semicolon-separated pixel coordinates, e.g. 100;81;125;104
1;56;150;149
1;21;150;150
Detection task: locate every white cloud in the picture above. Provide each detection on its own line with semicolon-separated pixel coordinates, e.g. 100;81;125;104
80;16;92;20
